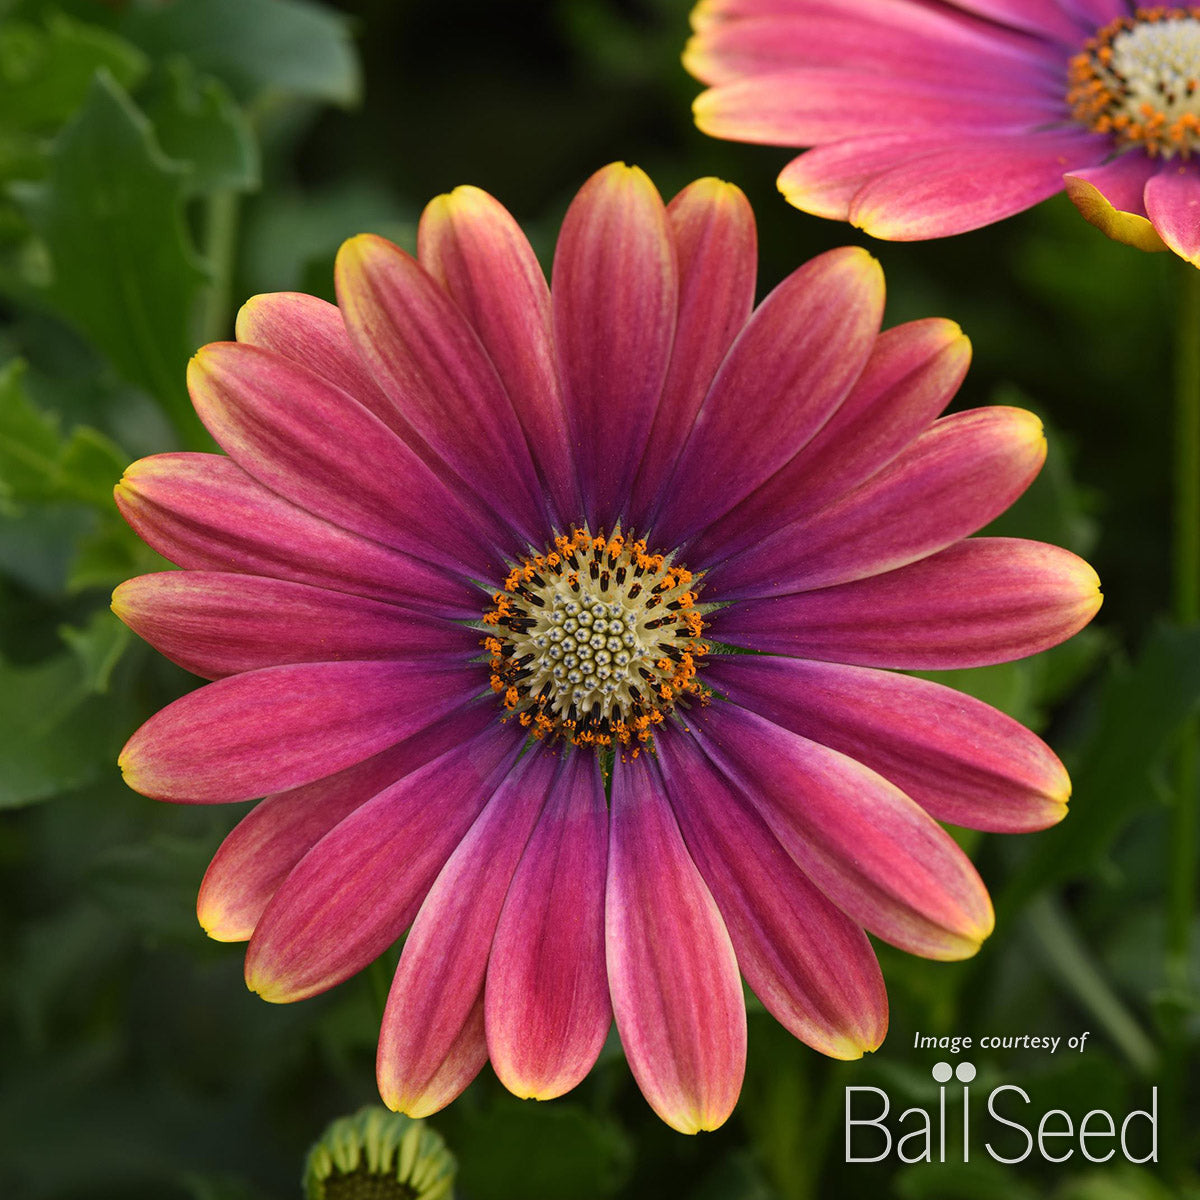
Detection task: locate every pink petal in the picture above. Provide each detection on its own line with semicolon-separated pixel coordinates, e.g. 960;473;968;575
944;0;1090;42
777;134;959;222
686;9;1059;90
708;405;1047;599
113;571;476;680
1144;160;1200;266
694;703;995;959
235;292;397;429
606;752;746;1133
418;186;578;526
243;717;521;1002
198;703;501;943
692;0;1087;47
688;317;970;566
114;454;484;618
1064;153;1168;252
335;233;546;544
657;730;887;1058
707;655;1071;833
629;177;757;529
188;343;500;575
652;246;884;547
694;68;1058;147
552;163;678;529
847;129;1109;240
1061;0;1127;24
378;749;557;1116
486;753;610;1100
119;659;487;802
712;537;1103;668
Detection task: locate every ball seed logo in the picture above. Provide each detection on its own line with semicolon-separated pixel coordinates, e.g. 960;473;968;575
846;1061;1158;1166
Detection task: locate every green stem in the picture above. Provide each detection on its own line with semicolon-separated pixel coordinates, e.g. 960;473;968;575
199;189;240;346
1170;262;1200;996
1026;895;1158;1076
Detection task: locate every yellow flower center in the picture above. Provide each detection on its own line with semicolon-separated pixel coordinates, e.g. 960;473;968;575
1069;7;1200;156
482;528;710;752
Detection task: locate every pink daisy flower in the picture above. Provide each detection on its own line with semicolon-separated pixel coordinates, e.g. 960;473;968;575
113;163;1101;1133
687;1;1200;263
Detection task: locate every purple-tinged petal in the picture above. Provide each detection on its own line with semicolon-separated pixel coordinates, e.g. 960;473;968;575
418;186;578;527
236;291;521;541
552;163;678;529
694;68;1058;148
486;753;610;1100
244;717;521;1002
686;10;1061;90
707;656;1071;833
629;178;756;529
942;0;1091;43
657;730;887;1058
688;318;970;567
1060;0;1127;24
187;343;500;575
1065;153;1168;252
114;454;484;618
378;749;557;1117
712;538;1103;668
385;996;489;1120
777;134;957;222
235;293;395;426
1144;160;1200;266
693;703;995;960
198;703;501;942
651;246;884;547
119;659;487;803
848;130;1109;240
708;406;1046;599
113;571;476;680
335;233;546;544
606;753;746;1133
690;0;1087;49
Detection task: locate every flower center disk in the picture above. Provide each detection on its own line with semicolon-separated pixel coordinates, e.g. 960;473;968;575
1070;7;1200;156
482;528;710;751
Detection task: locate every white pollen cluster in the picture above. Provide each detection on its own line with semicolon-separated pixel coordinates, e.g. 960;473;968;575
520;588;672;723
1109;17;1200;123
482;528;708;749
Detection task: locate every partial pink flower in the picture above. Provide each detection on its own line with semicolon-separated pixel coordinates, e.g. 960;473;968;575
113;164;1101;1133
687;1;1200;263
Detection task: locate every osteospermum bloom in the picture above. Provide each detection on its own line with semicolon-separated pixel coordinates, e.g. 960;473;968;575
687;1;1200;263
113;163;1101;1133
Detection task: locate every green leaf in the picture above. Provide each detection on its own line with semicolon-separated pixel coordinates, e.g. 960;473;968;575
0;12;146;132
0;359;128;512
59;607;129;693
88;832;217;946
241;180;414;298
22;71;208;442
0;640;129;807
122;0;361;107
66;518;153;594
143;59;260;197
1000;624;1200;909
455;1103;633;1200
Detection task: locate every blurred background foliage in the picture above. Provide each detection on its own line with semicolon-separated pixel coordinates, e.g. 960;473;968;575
0;0;1197;1197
